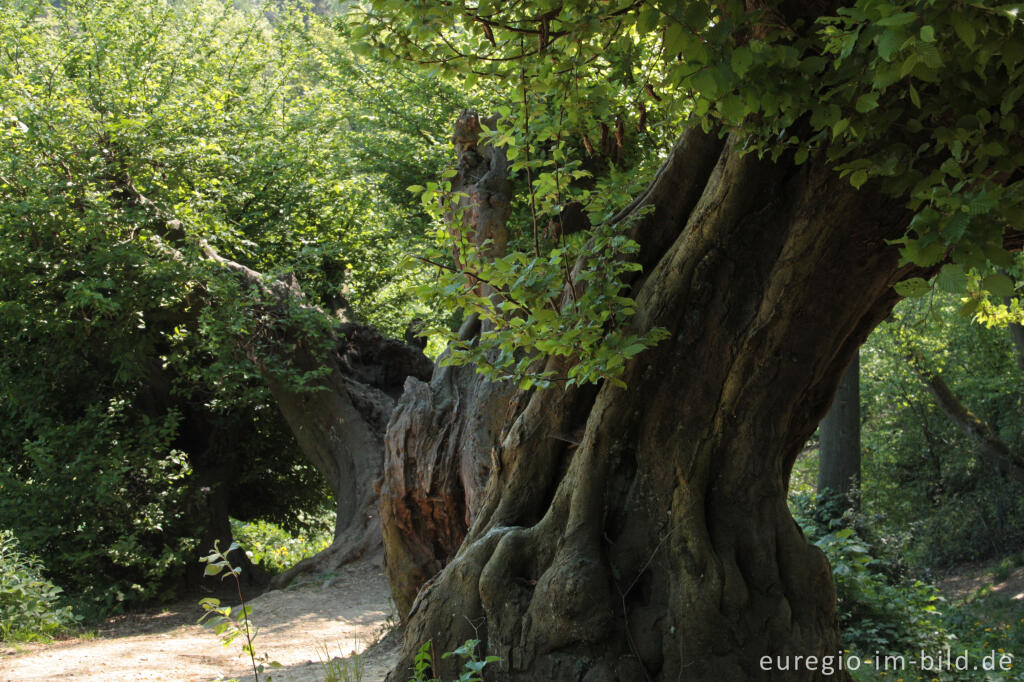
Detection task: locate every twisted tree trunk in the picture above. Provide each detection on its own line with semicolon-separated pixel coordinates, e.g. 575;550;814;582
385;127;920;680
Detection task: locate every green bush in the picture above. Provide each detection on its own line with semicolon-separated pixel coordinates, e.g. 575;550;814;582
230;514;334;575
791;492;948;655
0;403;196;619
0;530;77;641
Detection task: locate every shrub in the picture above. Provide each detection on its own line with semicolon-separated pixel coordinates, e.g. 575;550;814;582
230;514;334;575
0;529;77;641
790;492;948;655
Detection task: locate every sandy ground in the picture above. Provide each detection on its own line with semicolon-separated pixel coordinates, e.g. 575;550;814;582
0;560;399;682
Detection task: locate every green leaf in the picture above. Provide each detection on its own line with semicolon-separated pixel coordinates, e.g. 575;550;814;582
951;14;977;48
730;46;753;78
877;29;904;61
981;273;1015;298
935;264;967;292
942;213;971;242
877;12;918;27
917;42;943;68
855;92;879;113
622;343;647;356
959;297;982;317
908;83;920;108
850;170;869;188
893;277;930;298
637;9;660;35
919;25;935;43
717;94;747;123
664;23;685;58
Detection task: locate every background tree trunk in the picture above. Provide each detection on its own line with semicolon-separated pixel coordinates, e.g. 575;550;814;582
385;129;920;681
816;352;862;511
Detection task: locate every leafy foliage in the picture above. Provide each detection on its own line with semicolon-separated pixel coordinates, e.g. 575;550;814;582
0;0;451;614
414;194;667;388
860;294;1024;568
353;0;1024;386
792;492;948;655
0;400;194;617
229;515;334;575
0;529;78;642
409;639;500;682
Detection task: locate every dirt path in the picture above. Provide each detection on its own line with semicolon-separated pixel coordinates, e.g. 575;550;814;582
0;561;399;682
937;562;1024;603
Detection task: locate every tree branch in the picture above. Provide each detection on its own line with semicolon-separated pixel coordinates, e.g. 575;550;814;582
916;366;1024;486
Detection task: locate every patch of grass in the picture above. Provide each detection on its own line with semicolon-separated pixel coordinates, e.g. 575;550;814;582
317;641;365;682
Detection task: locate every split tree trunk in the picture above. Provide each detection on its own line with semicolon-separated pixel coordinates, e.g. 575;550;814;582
385;127;920;681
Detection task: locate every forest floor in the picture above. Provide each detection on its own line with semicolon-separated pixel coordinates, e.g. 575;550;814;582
2;557;1021;682
0;559;399;682
938;561;1024;603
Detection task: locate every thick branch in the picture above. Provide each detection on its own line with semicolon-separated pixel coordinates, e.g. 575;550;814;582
919;370;1024;486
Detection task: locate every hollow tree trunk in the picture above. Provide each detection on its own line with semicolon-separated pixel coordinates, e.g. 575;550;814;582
382;339;519;616
817;352;861;510
380;110;520;617
386;128;920;681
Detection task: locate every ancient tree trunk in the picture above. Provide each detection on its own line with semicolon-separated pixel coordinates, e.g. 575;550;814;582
202;248;433;586
263;323;432;587
381;347;519;616
381;111;518;617
816;352;861;509
386;128;920;681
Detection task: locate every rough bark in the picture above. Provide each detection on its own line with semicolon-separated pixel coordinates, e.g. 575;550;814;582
381;342;519;617
380;111;519;617
816;352;861;509
386;128;920;681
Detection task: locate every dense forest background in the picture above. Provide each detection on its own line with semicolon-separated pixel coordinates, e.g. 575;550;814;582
2;0;1023;679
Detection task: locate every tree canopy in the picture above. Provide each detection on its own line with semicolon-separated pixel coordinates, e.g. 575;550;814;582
360;0;1024;373
0;0;452;612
